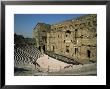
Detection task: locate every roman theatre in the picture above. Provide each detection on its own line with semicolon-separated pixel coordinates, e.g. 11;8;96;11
14;14;97;75
33;14;97;63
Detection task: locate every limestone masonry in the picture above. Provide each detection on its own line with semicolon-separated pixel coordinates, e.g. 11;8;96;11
33;14;97;63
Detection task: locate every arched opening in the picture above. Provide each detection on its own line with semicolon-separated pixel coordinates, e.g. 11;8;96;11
66;30;71;34
65;30;71;37
66;46;69;53
43;45;45;52
39;46;41;51
75;29;78;38
52;46;54;52
75;48;78;54
87;50;91;58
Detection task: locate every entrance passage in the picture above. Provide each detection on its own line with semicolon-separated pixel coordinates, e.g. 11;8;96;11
52;46;54;52
43;45;45;52
39;46;41;51
87;50;91;58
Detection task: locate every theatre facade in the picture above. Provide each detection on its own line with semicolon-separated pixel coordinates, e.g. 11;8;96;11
33;14;97;63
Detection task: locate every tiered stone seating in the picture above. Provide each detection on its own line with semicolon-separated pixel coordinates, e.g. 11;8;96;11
45;51;83;65
14;44;42;69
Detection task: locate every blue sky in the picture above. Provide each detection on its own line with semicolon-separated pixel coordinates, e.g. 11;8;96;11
14;14;86;38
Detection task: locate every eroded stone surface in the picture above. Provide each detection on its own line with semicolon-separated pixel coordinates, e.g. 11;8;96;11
33;14;97;63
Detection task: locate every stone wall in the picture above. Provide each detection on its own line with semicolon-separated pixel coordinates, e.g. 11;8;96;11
33;14;97;63
33;23;51;52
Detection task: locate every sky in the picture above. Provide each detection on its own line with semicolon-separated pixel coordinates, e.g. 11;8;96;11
14;14;86;38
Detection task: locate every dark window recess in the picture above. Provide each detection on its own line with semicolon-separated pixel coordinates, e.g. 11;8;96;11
66;46;69;53
88;22;91;25
66;30;71;34
39;46;41;51
75;29;77;38
87;50;91;58
65;30;71;37
75;29;78;31
42;30;46;32
52;46;54;52
64;40;65;43
75;48;78;54
43;45;45;52
81;35;83;37
75;24;77;26
66;49;69;53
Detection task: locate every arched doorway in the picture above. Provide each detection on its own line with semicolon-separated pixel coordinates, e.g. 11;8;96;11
52;45;54;52
39;46;41;51
43;45;45;52
87;50;91;58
